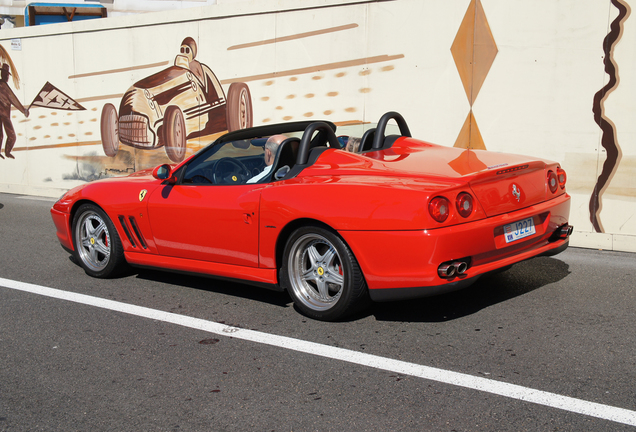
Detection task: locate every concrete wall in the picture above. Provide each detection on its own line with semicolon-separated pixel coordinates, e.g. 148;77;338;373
0;0;634;252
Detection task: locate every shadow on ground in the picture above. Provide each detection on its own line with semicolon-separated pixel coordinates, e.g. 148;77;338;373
69;254;570;323
370;256;571;323
133;267;293;308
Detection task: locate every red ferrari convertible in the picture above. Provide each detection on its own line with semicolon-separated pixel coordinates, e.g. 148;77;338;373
51;112;572;321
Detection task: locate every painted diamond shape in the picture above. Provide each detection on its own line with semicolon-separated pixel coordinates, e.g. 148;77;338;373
451;0;498;105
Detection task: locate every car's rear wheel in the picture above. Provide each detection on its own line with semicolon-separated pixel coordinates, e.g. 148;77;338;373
164;105;186;162
72;204;126;278
100;103;119;157
281;225;369;321
226;82;253;132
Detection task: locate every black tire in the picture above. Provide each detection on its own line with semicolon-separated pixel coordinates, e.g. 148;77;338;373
72;203;127;278
281;225;369;321
226;82;253;132
164;105;186;162
100;103;119;157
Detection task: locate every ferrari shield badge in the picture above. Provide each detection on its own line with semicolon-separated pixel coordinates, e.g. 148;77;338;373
139;189;147;202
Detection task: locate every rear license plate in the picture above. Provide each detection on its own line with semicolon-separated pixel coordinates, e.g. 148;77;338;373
503;217;536;243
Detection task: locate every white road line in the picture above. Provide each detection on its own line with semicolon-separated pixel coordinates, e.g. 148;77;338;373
15;195;57;202
2;276;635;427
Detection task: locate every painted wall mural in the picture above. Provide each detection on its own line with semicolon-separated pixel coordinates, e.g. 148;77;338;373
451;0;497;151
0;45;29;159
589;0;630;233
0;0;636;251
100;37;253;163
0;46;85;160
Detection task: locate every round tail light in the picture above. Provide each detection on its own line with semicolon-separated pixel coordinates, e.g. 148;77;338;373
456;192;473;218
547;170;558;194
429;197;450;223
557;167;567;189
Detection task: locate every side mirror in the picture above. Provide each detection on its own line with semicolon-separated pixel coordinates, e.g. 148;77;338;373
152;164;177;184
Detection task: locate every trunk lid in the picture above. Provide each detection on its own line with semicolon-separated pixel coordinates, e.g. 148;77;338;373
468;161;548;217
319;138;554;217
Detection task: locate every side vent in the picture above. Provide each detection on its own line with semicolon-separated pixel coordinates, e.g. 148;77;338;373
118;216;137;248
118;216;148;250
128;217;148;249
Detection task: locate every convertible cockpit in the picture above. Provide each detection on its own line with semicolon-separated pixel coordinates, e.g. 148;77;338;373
156;112;413;186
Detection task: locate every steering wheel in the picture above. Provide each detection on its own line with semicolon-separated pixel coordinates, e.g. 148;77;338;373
213;157;250;184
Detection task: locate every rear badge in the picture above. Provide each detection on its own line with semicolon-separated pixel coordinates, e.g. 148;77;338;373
511;184;521;202
139;189;147;202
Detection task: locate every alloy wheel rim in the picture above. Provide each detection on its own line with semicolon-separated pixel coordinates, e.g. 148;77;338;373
76;211;111;271
288;234;344;311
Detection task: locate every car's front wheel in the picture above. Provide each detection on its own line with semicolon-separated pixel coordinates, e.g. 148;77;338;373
72;204;127;278
281;225;369;321
164;105;186;162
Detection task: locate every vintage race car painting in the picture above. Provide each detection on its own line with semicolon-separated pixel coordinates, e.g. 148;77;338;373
101;37;253;163
52;111;572;321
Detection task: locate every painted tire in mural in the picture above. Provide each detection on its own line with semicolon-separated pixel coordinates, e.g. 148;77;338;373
226;82;253;132
100;103;120;157
72;203;127;278
280;225;369;321
163;105;187;162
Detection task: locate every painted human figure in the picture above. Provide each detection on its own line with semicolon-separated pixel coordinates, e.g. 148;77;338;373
0;63;29;159
179;37;204;83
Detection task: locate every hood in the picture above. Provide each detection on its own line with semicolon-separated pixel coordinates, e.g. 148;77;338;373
133;66;186;89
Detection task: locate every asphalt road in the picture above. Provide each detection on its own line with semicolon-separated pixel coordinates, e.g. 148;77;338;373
1;192;635;431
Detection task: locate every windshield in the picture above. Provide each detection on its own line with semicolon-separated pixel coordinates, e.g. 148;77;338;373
182;133;302;185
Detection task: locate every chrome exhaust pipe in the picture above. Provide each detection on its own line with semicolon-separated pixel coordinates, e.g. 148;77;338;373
558;224;574;239
453;261;468;274
438;263;457;278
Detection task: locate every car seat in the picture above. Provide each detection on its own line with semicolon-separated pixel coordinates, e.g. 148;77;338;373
270;137;300;181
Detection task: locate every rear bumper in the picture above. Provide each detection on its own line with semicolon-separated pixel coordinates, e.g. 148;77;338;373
368;275;482;302
340;193;571;301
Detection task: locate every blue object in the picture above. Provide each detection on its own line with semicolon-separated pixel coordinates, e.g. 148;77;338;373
25;3;106;26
